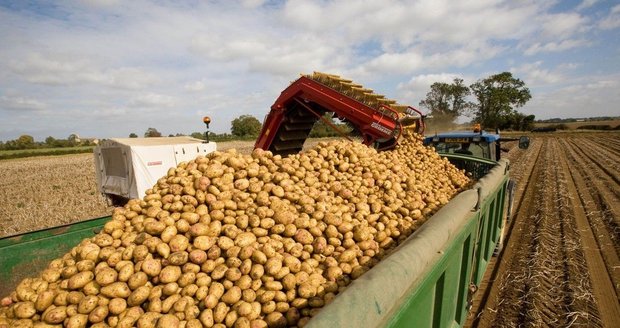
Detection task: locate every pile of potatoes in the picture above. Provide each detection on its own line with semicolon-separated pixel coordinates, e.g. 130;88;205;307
0;132;469;328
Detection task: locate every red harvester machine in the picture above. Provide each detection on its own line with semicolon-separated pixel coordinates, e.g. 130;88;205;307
255;72;425;155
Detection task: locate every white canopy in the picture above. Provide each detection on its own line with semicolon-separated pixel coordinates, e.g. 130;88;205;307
94;137;217;200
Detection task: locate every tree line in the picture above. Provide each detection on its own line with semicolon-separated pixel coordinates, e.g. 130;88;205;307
419;72;534;131
0;134;96;151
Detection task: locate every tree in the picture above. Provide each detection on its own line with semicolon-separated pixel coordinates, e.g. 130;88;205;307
231;115;262;137
45;136;56;146
470;72;532;129
16;135;35;149
419;78;472;122
129;133;138;138
144;127;162;138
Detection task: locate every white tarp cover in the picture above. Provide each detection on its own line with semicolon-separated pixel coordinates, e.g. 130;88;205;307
94;137;217;200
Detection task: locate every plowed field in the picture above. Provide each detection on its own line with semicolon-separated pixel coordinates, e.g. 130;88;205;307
469;133;620;327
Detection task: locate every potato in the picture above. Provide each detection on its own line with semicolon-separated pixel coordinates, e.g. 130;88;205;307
117;262;134;282
14;302;36;319
234;233;257;248
159;266;182;284
65;314;88;328
141;259;162;277
35;291;56;312
66;291;85;305
169;235;189;252
77;295;98;314
156;314;180;328
168;252;189;266
100;282;131;298
88;305;109;323
213;302;229;324
128;272;149;290
265;312;287;328
221;286;241;305
127;286;150;307
137;312;162;328
95;267;117;287
198;308;214;327
43;306;67;324
108;298;127;315
67;271;94;290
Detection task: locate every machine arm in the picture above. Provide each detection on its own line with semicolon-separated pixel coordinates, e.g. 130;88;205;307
254;72;423;155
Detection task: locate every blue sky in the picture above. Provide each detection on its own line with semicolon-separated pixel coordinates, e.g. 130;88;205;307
0;0;619;141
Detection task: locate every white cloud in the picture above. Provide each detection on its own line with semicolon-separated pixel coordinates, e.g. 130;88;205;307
128;93;176;108
0;95;47;111
539;13;589;39
185;80;206;92
240;0;267;8
8;53;158;89
522;75;620;119
78;0;120;7
524;39;590;55
576;0;599;11
599;4;620;30
510;61;564;86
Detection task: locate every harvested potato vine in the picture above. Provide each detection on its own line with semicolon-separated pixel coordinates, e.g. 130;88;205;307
0;132;468;327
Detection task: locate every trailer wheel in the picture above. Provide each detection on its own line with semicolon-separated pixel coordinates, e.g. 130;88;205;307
494;179;516;256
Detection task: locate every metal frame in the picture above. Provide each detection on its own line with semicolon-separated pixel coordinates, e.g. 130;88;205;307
254;76;405;152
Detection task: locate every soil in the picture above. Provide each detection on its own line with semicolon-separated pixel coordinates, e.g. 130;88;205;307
467;132;620;328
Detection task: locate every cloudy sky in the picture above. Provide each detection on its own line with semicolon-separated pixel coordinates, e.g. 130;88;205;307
0;0;619;141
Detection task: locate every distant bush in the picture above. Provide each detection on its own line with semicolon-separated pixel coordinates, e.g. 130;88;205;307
613;125;620;130
576;125;612;130
0;146;94;160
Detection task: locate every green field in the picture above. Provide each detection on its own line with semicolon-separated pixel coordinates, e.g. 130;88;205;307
0;146;95;160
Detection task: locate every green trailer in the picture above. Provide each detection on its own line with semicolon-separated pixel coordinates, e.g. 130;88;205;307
0;157;511;328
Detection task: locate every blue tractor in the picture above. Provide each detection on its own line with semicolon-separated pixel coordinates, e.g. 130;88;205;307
423;126;529;180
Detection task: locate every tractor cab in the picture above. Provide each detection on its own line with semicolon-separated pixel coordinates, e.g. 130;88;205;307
424;131;499;161
423;125;529;179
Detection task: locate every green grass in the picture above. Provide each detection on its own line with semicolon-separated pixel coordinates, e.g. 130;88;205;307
0;146;95;160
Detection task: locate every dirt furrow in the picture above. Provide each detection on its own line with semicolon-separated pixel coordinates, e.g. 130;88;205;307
589;135;620;153
566;139;620;225
556;139;620;326
568;139;620;186
563;139;620;244
560;138;620;304
505;139;602;327
595;136;620;151
578;138;620;175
